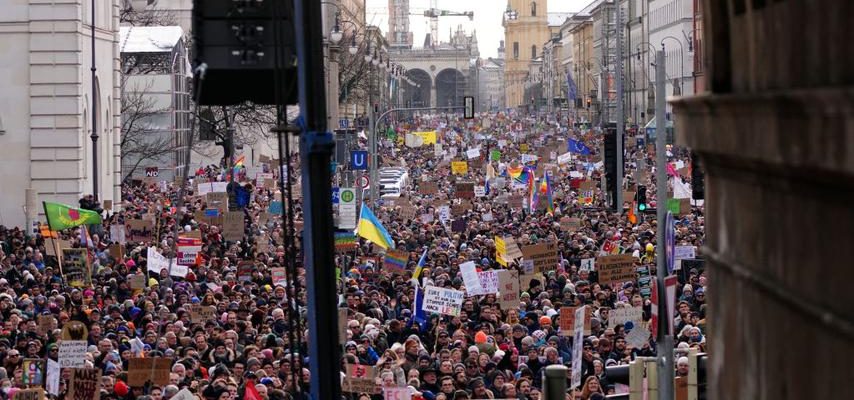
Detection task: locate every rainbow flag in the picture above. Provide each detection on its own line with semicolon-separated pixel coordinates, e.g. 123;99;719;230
234;155;245;167
542;171;554;215
383;249;409;273
334;232;357;252
529;175;539;212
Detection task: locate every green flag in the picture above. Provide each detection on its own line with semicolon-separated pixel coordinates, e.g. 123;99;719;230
43;201;102;231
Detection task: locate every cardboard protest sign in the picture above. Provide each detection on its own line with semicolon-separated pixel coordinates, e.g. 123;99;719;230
62;249;90;288
67;368;101;400
126;219;154;243
237;261;254;281
455;182;475;199
206;192;229;213
559;217;581;231
451;161;468;175
37;315;56;336
596;255;636;288
497;270;520;310
222;211;245;241
520;242;559;273
127;357;172;387
61;321;88;341
519;273;543;292
109;243;124;261
189;305;217;323
509;195;524;209
419;181;438;195
625;325;651;349
13;388;44;400
342;364;380;394
129;274;147;289
398;203;417;220
610;306;644;327
58;341;87;368
559;307;576;337
422;285;464;316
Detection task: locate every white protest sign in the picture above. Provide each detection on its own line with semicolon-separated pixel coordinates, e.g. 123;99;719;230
557;152;573;165
580;258;595;272
460;261;481;295
571;305;586;389
420;214;434;223
625;326;651;349
521;154;538;164
474;186;486;197
438;205;450;224
196;181;228;196
58;340;87;367
466;147;481;159
384;387;411;400
674;245;696;260
477;270;500;295
177;245;201;266
46;359;60;396
610;306;644;326
171;388;198;400
147;247;188;277
498;139;507;148
482;212;494;222
422;285;464;316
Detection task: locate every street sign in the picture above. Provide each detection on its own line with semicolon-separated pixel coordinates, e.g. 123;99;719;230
337;188;357;230
145;167;159;177
350;150;368;170
332;187;340;204
665;211;675;273
357;175;370;189
339;118;349;129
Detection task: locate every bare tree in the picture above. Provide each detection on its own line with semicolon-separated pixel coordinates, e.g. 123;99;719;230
120;0;177;26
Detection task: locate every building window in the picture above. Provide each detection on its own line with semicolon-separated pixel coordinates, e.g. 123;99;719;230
513;42;519;59
531;2;537;16
531;45;537;59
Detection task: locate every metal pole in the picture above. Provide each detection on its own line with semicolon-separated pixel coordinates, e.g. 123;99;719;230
654;49;674;400
294;1;339;399
543;365;567;400
369;62;378;205
615;3;624;213
90;0;98;201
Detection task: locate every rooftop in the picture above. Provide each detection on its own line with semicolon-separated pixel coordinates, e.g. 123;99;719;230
120;26;184;53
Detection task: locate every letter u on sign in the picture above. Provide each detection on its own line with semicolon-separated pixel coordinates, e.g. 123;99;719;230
350;150;368;170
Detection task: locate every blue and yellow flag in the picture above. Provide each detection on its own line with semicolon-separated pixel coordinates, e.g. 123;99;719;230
356;203;395;250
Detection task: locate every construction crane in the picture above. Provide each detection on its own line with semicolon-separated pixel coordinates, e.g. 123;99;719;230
414;0;473;48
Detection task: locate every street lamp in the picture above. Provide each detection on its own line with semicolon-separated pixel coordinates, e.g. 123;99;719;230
504;3;518;21
660;36;685;95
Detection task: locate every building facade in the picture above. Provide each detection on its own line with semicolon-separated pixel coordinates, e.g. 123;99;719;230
0;0;122;230
503;0;551;109
648;0;695;110
569;9;595;121
478;56;505;112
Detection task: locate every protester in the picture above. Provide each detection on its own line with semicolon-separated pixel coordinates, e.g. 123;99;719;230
0;111;705;400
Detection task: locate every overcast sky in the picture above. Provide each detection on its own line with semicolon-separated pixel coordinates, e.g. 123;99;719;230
365;0;592;58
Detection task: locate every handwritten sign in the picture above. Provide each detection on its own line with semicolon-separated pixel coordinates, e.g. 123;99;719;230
13;388;44;400
126;219;154;243
497;270;520;310
222;211;244;241
62;249;90;288
343;364;380;394
67;369;101;400
127;358;172;387
520;242;559;273
579;258;595;272
559;217;581;231
559;307;576;337
610;306;644;326
129;274;147;289
189;305;217;323
272;267;287;286
455;182;475;199
422;285;464;316
451;161;468;175
596;255;636;288
58;341;87;368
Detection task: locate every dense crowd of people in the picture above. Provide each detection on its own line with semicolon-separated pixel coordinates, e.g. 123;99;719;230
0;111;706;400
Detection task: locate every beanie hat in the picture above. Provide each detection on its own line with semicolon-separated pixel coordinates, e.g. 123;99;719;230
539;316;551;326
114;381;129;396
474;331;488;344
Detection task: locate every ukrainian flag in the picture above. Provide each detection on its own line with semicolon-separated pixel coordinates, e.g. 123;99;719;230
357;203;395;250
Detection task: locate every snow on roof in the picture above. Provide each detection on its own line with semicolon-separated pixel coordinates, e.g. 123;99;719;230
120;26;184;53
548;12;573;27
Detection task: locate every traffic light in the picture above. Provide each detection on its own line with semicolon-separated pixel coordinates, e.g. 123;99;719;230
692;153;705;200
192;0;298;105
586;97;592;108
637;185;648;211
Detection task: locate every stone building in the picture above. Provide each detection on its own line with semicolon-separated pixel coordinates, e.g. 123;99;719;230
503;0;551;109
0;0;122;229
